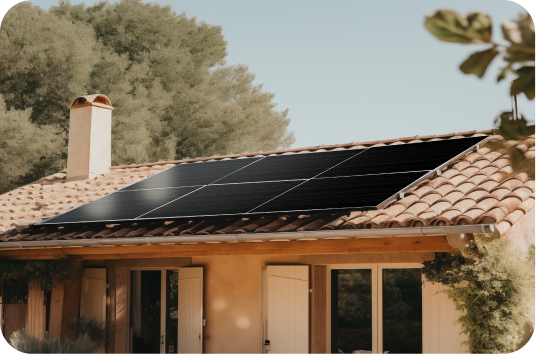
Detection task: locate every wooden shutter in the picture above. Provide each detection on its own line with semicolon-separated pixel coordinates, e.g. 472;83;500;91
177;267;203;353
264;265;309;353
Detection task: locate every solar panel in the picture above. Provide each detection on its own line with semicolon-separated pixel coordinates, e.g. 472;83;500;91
122;157;263;191
38;135;488;225
215;149;363;184
318;136;485;177
140;180;303;219
45;187;200;224
249;172;428;214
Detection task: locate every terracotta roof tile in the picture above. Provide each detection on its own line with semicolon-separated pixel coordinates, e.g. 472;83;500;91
411;186;434;198
439;191;465;204
516;197;534;213
490;187;511;200
496;196;524;213
449;198;476;213
452;160;471;171
475;207;508;223
405;202;430;216
466;174;488;186
439;169;460;180
503;209;526;225
440;209;463;221
423;201;452;215
458;166;480;179
455;182;477;194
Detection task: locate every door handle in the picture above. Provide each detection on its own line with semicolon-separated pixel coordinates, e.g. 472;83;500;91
263;340;271;351
161;335;164;345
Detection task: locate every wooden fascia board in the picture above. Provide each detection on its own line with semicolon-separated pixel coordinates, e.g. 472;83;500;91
0;236;456;260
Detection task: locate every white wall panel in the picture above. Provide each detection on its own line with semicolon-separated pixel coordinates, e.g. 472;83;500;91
422;278;467;353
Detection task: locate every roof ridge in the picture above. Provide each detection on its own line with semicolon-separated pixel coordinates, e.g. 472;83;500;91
110;129;497;170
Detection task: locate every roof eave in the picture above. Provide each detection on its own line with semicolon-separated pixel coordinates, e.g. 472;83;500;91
0;224;494;250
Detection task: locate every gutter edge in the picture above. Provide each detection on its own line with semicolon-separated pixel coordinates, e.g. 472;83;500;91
0;224;495;250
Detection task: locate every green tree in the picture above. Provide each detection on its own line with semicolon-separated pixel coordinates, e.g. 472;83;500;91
0;95;63;194
425;10;534;177
0;0;294;190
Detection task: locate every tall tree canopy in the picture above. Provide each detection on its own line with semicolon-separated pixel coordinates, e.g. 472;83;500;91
0;0;294;194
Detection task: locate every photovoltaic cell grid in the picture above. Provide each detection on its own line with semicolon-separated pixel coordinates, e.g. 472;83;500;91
39;136;488;224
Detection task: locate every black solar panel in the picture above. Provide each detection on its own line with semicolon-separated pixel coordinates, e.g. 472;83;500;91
38;135;488;225
216;149;364;184
318;136;485;177
249;172;428;214
45;187;200;224
140;180;302;219
122;157;262;191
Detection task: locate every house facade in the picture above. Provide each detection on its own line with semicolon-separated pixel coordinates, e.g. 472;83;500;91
0;94;534;353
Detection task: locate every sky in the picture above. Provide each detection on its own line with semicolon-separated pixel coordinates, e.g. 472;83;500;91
1;0;535;150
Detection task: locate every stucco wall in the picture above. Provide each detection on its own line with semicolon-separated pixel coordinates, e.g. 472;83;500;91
192;255;300;353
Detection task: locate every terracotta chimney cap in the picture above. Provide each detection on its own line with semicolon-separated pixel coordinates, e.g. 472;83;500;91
69;94;113;110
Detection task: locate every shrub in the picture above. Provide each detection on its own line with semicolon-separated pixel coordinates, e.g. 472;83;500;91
423;235;535;353
68;316;107;349
9;330;96;353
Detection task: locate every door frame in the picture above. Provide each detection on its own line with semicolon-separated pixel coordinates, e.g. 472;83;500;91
126;267;179;354
326;263;423;354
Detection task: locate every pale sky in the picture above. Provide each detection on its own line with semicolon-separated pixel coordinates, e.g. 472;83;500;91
1;0;535;149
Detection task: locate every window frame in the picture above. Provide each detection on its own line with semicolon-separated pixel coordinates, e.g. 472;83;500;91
326;263;424;354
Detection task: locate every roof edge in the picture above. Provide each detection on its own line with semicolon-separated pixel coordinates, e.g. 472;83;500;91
0;224;494;250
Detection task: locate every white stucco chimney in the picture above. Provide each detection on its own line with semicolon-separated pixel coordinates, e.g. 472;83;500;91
66;94;113;181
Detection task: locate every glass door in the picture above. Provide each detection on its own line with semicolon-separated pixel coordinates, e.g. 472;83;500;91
129;269;179;354
329;265;422;354
379;268;422;354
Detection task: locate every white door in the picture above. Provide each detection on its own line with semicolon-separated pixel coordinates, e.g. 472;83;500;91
177;267;203;353
263;265;309;353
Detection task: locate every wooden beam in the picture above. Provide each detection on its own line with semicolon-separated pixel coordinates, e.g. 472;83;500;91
60;260;84;339
114;268;128;354
48;280;65;338
106;265;116;354
311;265;327;353
0;236;456;260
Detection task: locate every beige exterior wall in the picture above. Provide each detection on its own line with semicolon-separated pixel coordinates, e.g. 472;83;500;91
191;252;436;353
191;255;300;353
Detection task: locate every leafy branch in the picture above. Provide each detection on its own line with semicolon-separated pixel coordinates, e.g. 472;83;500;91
425;10;535;179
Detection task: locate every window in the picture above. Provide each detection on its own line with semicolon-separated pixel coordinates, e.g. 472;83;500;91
328;264;423;354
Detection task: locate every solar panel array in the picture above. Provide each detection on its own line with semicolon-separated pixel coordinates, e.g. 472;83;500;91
39;136;488;224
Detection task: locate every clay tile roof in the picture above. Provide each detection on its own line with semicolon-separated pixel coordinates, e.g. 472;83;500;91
0;128;533;242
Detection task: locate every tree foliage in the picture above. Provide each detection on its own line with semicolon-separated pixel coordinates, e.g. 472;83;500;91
0;0;294;192
0;256;77;292
0;95;64;194
425;10;535;178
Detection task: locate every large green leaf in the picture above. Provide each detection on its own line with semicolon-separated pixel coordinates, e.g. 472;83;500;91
425;10;492;44
459;46;498;78
511;66;535;100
